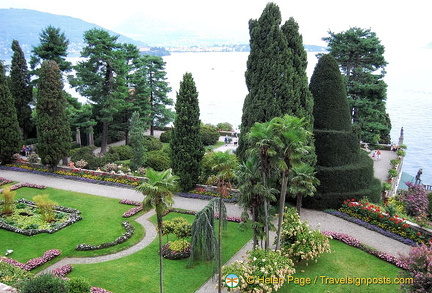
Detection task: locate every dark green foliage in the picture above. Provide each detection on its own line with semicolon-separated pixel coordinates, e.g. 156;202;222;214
21;273;67;293
200;124;220;146
0;261;33;287
30;26;72;74
146;150;170;171
144;135;163;151
323;27;391;143
216;122;232;131
306;54;380;210
159;130;172;143
10;40;33;139
66;277;91;293
36;60;71;168
170;72;204;191
129;111;146;171
0;61;22;164
108;145;133;160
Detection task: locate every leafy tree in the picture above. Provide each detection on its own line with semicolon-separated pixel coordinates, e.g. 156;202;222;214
10;40;33;139
0;61;22;164
305;54;381;209
170;72;204;191
136;168;179;293
36;60;71;169
323;27;391;143
129;111;146;171
70;29;136;154
30;26;72;74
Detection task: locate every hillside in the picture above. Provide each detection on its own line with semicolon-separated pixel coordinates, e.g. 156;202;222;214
0;8;148;59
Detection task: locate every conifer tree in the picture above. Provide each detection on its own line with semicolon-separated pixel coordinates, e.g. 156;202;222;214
129;111;146;171
10;40;33;139
0;61;21;164
305;54;381;209
36;60;71;169
170;72;204;191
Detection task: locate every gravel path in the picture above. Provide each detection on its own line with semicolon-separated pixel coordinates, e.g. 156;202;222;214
0;165;412;292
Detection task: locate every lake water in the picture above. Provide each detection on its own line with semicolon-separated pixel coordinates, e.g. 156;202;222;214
163;51;432;184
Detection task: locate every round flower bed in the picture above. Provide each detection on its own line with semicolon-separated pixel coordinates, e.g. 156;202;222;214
160;240;191;260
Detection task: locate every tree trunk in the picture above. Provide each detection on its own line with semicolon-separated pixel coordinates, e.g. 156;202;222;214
252;206;258;248
275;172;288;251
296;194;303;216
100;121;109;155
157;214;164;293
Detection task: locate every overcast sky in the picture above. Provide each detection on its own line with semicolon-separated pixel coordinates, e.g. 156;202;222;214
1;0;431;51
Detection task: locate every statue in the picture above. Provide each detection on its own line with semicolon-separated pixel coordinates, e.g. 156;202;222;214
415;168;422;185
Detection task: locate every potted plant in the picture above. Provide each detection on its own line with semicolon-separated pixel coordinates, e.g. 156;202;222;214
388;169;398;179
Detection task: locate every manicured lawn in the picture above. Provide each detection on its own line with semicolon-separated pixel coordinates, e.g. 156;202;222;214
0;186;145;272
67;212;253;293
279;239;402;293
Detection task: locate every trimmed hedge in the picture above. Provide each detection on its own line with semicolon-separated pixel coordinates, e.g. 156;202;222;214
145;150;170;171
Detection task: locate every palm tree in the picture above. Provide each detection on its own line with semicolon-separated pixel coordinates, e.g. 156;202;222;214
271;115;311;251
136;168;179;293
246;121;279;249
290;163;319;215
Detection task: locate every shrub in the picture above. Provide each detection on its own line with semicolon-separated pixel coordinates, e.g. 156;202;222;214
75;159;88;169
161;217;192;241
66;277;92;293
161;240;191;260
1;187;16;214
222;248;295;292
397;242;432;292
143;135;163;151
145;150;170;171
200;124;219;146
108;145;132;160
279;207;331;263
400;185;429;218
21;273;67;293
159;130;172;143
32;194;57;223
0;261;33;287
428;192;432;218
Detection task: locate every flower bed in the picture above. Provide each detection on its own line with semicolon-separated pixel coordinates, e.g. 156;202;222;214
119;199;143;218
10;182;46;190
160;240;191;260
0;177;13;186
336;199;429;244
162;208;242;223
322;231;406;269
176;191;237;203
0;198;82;236
52;264;73;277
75;221;134;251
1;249;61;271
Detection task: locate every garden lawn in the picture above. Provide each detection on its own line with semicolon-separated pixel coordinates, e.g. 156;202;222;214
0;186;145;272
279;239;401;293
67;212;253;293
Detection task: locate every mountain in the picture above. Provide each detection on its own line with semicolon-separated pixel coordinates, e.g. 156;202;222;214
0;8;148;59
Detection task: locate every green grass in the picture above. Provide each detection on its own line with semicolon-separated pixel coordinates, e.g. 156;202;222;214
67;212;253;293
0;186;145;272
279;240;401;293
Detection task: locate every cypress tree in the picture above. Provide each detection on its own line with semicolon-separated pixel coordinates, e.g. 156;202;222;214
237;2;290;160
304;54;381;209
170;72;204;191
36;60;71;169
10;40;33;139
129;111;146;171
0;61;22;164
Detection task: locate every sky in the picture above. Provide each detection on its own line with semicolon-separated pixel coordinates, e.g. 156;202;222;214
1;0;431;51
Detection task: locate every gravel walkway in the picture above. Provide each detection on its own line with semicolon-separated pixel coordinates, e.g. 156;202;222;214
0;166;412;292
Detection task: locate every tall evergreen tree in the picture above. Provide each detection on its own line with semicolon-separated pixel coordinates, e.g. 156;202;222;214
237;3;289;160
10;40;33;139
129;111;146;171
304;54;381;209
36;60;71;169
323;27;391;143
170;72;204;191
0;61;21;164
30;26;72;74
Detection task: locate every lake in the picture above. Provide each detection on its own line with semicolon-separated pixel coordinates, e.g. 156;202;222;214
163;50;432;184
